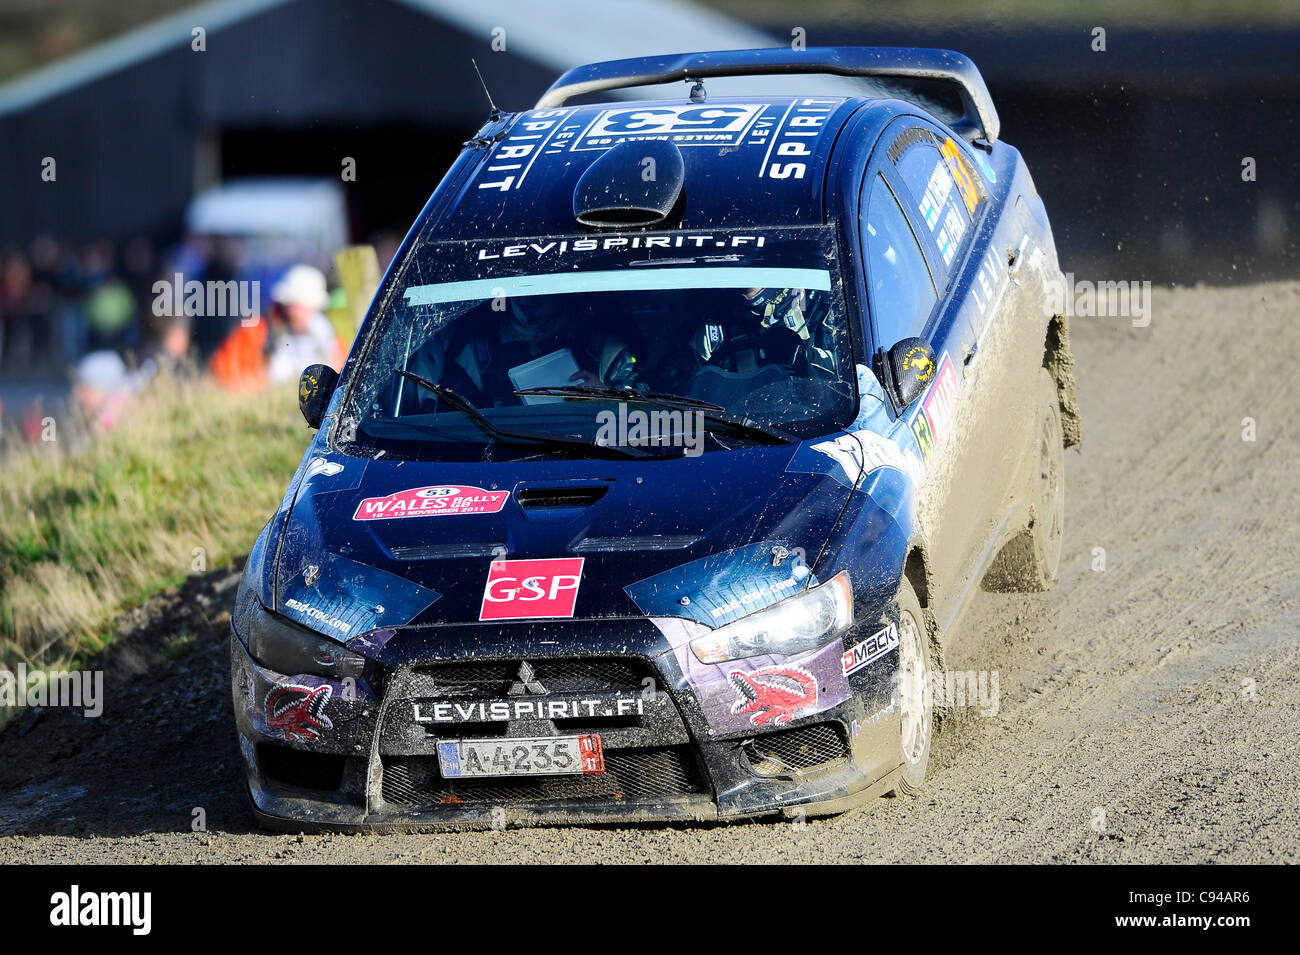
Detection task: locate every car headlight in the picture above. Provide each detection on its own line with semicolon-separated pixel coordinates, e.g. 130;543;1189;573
689;572;852;664
232;586;366;680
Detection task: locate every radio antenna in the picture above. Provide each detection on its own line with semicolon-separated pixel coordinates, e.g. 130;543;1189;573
471;58;502;119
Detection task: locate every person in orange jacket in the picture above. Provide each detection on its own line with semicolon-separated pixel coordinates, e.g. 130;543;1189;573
209;265;343;390
209;311;270;392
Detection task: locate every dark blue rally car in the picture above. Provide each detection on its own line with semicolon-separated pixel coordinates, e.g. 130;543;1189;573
230;47;1080;829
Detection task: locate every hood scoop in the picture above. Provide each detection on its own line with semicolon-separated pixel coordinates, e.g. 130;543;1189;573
571;534;698;553
389;542;506;561
573;139;685;228
516;485;609;509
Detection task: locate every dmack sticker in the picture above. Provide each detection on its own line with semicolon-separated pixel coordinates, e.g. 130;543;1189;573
353;485;508;521
842;623;901;676
266;684;333;742
480;558;584;621
729;665;818;726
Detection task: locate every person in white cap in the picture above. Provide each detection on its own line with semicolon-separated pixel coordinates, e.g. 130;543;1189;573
266;264;342;384
72;349;131;439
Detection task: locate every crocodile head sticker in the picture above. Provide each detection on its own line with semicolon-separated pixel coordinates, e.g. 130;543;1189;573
728;665;817;726
266;684;333;742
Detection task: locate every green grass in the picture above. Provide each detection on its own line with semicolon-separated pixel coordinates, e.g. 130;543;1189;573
0;377;308;672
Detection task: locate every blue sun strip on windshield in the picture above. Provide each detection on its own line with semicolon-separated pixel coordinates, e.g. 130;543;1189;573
402;267;832;306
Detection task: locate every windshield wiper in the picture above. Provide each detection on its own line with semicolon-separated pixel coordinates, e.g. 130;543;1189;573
514;383;724;412
393;369;653;459
397;369;494;429
514;383;794;445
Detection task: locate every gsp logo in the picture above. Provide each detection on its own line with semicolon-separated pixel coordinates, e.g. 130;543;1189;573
480;558;585;621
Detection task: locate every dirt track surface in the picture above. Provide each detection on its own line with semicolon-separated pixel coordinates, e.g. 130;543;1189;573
2;281;1298;864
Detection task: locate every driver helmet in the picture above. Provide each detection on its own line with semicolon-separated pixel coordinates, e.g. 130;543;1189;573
742;286;809;338
507;297;564;342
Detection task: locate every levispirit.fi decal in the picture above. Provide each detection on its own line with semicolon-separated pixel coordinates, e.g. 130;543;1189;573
353;485;508;521
479;558;585;621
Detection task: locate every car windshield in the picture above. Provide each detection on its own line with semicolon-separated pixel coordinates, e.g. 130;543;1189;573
338;228;856;461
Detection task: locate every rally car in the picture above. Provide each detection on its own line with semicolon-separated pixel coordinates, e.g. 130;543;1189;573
230;47;1079;829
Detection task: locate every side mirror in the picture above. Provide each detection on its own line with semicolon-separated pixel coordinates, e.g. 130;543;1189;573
886;337;937;409
298;364;339;429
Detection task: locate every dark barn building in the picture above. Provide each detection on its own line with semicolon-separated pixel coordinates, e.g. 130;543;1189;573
0;0;1294;282
0;0;788;248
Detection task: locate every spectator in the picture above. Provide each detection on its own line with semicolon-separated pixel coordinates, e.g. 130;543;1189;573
25;235;61;365
44;237;89;369
0;248;35;369
266;265;342;384
122;236;159;319
81;241;137;352
133;310;193;391
72;350;131;438
208;313;269;392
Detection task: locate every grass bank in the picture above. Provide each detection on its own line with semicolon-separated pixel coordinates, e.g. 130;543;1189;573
0;378;307;672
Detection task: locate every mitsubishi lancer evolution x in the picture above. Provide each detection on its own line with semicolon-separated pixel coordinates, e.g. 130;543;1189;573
230;46;1079;829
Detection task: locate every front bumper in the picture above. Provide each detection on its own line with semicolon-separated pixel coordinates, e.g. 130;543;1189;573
230;618;902;831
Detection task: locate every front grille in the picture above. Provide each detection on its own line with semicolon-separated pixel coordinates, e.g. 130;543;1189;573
413;657;652;697
258;744;346;792
745;722;849;774
381;655;691;757
381;746;707;807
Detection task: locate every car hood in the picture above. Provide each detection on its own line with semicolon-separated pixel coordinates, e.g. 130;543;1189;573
270;441;856;633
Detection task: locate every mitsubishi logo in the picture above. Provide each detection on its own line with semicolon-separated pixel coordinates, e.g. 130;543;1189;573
507;661;547;696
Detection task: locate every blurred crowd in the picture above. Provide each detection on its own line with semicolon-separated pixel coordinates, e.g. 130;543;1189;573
0;233;384;453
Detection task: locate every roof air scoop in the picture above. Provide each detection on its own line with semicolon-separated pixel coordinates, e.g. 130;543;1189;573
573;139;685;228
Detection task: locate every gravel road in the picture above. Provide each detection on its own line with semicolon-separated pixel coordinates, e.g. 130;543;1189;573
3;282;1297;863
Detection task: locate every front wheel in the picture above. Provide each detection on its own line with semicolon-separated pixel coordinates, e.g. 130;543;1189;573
889;579;932;796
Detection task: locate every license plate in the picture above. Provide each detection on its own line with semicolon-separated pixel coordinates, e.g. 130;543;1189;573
436;735;604;778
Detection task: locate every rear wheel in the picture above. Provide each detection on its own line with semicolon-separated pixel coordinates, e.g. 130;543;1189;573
889;578;932;796
983;368;1065;592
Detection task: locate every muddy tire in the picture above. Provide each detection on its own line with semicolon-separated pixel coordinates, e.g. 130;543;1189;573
888;578;933;796
983;368;1065;592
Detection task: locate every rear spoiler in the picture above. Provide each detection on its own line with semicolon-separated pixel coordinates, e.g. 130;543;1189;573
536;46;1000;143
